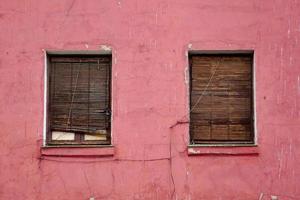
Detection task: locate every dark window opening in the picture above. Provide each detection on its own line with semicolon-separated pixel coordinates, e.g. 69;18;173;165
46;55;111;145
189;53;254;144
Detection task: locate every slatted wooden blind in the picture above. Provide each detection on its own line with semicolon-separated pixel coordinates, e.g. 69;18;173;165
48;55;111;145
190;54;254;143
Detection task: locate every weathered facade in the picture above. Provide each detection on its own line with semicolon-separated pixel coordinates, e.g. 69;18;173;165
0;0;300;199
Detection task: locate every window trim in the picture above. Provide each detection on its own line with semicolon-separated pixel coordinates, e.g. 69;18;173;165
43;50;113;147
41;145;115;157
188;50;257;146
187;145;259;156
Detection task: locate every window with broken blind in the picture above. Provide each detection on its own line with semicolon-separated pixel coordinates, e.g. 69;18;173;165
47;55;111;145
189;53;254;144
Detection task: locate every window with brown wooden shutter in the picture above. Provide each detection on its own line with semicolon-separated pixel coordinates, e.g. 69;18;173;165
189;53;254;144
47;55;111;145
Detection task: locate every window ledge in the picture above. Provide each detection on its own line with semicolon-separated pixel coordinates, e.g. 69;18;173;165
187;145;259;156
41;145;115;157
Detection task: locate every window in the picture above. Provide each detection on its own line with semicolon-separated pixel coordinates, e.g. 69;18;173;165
46;55;111;145
189;53;254;144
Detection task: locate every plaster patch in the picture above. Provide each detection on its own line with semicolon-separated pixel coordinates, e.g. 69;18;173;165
100;45;112;51
184;66;189;85
188;148;200;154
271;195;278;200
185;51;188;57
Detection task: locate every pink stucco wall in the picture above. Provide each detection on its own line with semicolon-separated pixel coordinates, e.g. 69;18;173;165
1;0;300;199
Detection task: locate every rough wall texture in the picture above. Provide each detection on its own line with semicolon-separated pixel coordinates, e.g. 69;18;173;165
0;0;300;199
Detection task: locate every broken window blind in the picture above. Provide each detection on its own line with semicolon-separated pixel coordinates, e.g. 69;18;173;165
190;54;254;143
48;56;111;144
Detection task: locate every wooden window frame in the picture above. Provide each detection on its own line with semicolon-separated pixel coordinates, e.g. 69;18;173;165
189;51;255;145
45;53;112;146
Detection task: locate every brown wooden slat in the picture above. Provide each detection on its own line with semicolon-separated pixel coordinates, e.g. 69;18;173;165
50;56;111;63
48;56;111;145
190;54;253;143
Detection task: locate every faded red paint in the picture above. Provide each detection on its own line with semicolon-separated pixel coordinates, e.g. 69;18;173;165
1;0;300;200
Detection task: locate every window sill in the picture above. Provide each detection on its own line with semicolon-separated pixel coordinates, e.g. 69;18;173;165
41;145;115;157
187;145;259;156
